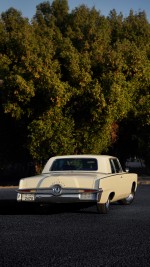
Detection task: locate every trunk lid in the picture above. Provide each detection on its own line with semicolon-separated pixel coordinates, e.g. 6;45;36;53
19;172;100;189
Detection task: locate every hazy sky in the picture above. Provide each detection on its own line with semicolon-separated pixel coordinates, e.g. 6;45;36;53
0;0;150;21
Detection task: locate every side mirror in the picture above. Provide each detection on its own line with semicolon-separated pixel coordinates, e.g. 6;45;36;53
125;168;129;173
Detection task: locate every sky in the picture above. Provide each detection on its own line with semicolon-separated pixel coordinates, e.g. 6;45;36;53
0;0;150;21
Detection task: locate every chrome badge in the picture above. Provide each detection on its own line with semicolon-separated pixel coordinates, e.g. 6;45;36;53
52;184;62;196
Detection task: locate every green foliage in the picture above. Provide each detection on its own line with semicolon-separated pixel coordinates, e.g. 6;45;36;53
28;107;75;161
0;1;150;167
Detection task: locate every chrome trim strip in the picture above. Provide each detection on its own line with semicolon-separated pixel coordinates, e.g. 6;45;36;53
35;194;98;203
17;188;102;194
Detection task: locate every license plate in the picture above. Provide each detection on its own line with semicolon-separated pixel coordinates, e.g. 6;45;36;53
80;193;94;200
22;194;35;201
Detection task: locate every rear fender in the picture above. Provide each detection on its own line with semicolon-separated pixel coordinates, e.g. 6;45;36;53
97;189;114;204
98;178;115;204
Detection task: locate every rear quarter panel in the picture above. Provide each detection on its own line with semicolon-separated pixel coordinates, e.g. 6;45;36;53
98;173;137;204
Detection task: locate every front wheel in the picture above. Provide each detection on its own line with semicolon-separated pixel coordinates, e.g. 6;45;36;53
97;198;110;214
119;192;135;205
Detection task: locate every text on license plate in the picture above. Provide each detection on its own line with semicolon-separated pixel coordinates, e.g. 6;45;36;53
22;194;35;201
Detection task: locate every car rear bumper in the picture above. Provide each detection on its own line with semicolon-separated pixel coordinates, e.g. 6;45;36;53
17;189;102;203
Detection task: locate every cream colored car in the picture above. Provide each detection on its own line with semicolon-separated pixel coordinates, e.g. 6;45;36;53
17;155;138;214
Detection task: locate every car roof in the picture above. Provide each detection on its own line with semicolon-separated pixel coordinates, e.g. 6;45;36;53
50;155;116;160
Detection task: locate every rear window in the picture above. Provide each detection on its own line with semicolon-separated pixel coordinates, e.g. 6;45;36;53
50;158;98;171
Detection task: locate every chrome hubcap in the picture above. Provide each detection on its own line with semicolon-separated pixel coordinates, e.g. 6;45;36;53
126;193;134;202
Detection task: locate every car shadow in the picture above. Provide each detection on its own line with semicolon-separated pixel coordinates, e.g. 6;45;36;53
0;200;101;215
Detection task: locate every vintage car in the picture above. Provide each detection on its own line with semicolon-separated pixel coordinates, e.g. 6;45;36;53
17;155;138;214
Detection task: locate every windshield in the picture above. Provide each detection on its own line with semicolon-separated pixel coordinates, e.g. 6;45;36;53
50;158;98;171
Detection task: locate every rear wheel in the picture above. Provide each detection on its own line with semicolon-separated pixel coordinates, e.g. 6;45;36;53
97;197;110;214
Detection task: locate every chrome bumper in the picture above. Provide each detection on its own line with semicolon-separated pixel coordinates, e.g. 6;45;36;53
17;188;103;203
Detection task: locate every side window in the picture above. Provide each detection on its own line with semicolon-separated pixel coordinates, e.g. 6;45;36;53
112;159;122;173
110;159;116;173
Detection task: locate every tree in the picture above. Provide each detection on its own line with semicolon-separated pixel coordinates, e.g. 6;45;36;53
0;3;150;173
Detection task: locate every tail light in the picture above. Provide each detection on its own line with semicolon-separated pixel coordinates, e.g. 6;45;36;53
18;189;36;193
